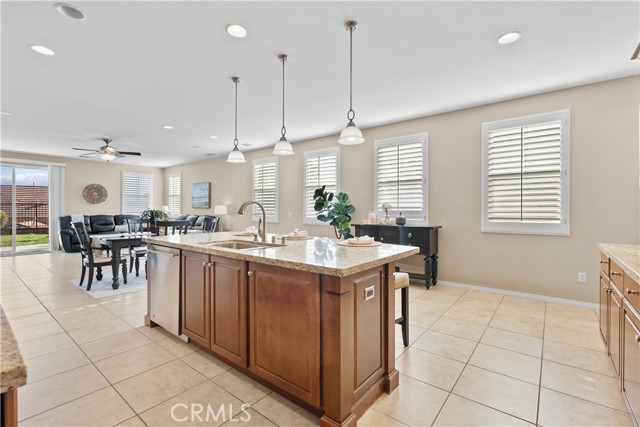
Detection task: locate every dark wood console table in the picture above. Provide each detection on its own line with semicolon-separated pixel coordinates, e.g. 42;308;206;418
354;224;441;289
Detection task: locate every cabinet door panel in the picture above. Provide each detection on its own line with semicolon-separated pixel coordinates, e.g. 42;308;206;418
249;263;320;406
182;251;210;347
211;256;247;366
610;285;622;378
600;275;609;346
623;308;640;427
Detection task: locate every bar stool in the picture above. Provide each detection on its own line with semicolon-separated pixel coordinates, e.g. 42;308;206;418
394;271;410;346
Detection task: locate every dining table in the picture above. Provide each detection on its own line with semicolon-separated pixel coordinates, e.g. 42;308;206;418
95;233;152;289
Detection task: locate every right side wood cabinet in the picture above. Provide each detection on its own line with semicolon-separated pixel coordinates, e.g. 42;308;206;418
599;252;640;426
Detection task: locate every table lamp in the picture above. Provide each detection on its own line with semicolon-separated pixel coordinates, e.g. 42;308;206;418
214;205;228;231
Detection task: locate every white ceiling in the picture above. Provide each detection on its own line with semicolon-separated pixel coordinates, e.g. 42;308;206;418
1;1;638;168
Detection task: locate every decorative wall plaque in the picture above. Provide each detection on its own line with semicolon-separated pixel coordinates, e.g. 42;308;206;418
83;183;108;204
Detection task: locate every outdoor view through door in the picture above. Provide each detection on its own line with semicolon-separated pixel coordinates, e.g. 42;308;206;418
0;166;50;254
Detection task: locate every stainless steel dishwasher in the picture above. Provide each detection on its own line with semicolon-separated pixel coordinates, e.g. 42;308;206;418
147;244;181;337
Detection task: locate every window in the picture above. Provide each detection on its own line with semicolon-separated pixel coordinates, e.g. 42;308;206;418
303;147;340;224
374;133;428;224
167;173;181;215
122;172;153;215
252;157;278;223
481;109;570;235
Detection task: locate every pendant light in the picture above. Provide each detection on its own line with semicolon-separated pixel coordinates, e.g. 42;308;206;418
338;20;364;145
273;54;294;155
227;77;246;163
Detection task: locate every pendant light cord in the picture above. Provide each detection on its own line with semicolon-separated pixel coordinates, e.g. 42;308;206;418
281;55;286;138
233;77;239;147
347;23;355;122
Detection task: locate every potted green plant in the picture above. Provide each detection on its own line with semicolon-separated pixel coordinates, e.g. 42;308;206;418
313;186;355;239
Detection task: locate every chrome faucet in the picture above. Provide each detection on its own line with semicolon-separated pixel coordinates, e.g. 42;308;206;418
238;201;266;242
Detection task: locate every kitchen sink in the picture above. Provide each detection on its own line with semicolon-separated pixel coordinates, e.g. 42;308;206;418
204;240;284;250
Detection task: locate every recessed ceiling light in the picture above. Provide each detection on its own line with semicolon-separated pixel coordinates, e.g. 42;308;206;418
163;125;174;130
30;45;55;56
240;143;252;147
205;153;214;156
54;3;85;20
226;24;247;38
497;31;522;45
192;145;201;148
208;135;218;139
0;111;11;116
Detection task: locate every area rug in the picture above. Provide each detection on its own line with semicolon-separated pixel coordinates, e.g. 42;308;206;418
69;273;147;299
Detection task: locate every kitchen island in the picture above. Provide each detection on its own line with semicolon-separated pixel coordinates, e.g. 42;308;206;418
1;306;27;427
143;232;419;427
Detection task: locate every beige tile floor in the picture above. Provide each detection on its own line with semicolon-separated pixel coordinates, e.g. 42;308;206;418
0;252;634;427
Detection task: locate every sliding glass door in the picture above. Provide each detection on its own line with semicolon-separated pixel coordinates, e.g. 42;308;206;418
0;165;50;255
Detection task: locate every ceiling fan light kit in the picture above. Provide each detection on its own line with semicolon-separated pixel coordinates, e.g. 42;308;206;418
338;20;364;146
227;77;246;163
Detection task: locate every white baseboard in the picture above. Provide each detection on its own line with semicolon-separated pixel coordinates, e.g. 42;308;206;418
434;280;598;310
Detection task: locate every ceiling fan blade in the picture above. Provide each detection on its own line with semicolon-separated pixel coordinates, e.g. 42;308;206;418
73;148;99;152
79;152;98;158
117;151;142;156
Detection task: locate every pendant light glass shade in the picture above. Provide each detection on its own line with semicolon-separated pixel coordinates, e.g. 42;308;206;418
339;21;364;146
227;77;246;163
338;121;364;145
273;54;294;156
273;137;294;155
227;146;245;163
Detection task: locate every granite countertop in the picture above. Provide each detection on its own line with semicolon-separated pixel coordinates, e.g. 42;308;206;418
145;232;419;277
599;243;640;283
0;305;27;394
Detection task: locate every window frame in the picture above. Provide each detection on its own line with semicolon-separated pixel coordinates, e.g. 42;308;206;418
251;157;279;224
167;172;181;216
481;109;570;236
121;171;153;215
374;133;429;226
302;147;341;226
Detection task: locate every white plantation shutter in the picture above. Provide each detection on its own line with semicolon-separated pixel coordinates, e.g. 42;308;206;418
252;157;278;223
303;148;339;224
374;134;428;223
482;110;570;235
168;173;181;215
122;172;153;215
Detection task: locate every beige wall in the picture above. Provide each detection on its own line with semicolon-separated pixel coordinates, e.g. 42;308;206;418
0;152;164;215
166;76;639;303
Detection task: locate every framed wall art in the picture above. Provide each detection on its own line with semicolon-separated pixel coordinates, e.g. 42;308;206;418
192;182;211;209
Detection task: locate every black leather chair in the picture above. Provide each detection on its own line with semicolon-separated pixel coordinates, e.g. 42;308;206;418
71;222;127;291
126;218;151;277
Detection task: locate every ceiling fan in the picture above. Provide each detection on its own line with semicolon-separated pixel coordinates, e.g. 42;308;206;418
72;139;141;161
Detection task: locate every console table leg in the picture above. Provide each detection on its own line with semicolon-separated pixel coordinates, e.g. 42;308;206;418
431;254;439;286
423;256;433;289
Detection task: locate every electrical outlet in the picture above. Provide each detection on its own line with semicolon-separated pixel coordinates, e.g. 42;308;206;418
578;272;587;283
288;212;292;218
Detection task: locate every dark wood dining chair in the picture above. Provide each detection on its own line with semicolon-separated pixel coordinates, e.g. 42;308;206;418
155;220;190;236
126;218;151;277
202;216;219;233
71;221;127;291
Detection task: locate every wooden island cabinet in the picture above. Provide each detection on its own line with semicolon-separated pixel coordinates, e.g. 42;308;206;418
181;250;247;366
599;244;640;427
148;232;419;427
